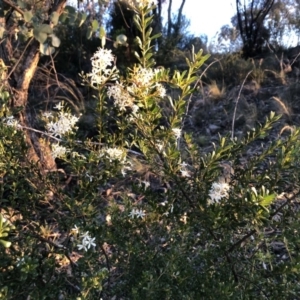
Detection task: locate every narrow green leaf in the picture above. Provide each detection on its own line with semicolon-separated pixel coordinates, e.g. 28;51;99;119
99;26;106;38
0;239;11;248
78;12;87;27
101;36;106;47
86;27;93;39
260;194;276;207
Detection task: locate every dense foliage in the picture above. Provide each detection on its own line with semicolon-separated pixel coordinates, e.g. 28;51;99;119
1;0;300;299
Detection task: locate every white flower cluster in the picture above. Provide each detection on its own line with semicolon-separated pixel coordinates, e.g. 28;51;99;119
107;83;135;111
3;116;21;129
102;147;126;163
172;128;182;140
208;182;230;205
88;48;117;86
45;102;79;137
51;143;68;159
129;208;146;219
72;226;96;252
128;67;166;98
155;82;167;98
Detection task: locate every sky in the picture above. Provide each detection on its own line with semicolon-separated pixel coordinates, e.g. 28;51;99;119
162;0;236;41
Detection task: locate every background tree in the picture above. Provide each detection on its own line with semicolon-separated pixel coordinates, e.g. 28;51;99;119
235;0;275;58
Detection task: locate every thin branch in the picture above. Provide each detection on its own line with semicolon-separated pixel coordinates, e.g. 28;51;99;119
231;70;252;140
2;0;24;16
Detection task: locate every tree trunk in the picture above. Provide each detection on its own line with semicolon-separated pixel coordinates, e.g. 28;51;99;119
1;0;67;171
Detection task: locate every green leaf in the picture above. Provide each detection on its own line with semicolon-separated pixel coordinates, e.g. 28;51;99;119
92;20;99;32
99;26;106;38
101;36;106;47
260;194;276;207
39;43;55;56
0;239;11;248
78;12;87;27
116;34;127;44
50;12;59;26
17;0;26;9
38;24;53;34
50;34;60;47
69;12;78;25
86;27;93;39
64;5;76;14
33;28;47;44
59;11;68;23
24;10;33;22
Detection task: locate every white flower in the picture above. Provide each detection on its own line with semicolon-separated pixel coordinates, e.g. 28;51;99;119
129;208;146;219
141;180;150;190
208;182;230;205
129;208;137;219
86;172;93;182
156;83;166;98
172;128;181;140
16;257;25;267
179;161;190;177
135;209;146;219
77;243;88;252
80;231;90;239
42;111;53;118
83;236;96;249
51;143;68;159
77;231;96;252
54;102;64;111
3;116;21;129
